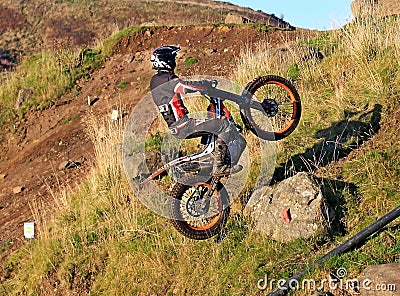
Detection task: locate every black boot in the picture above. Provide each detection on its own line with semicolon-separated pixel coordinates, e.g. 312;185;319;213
212;138;231;177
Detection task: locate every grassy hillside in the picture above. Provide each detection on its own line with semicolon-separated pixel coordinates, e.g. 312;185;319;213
0;25;147;131
1;10;400;296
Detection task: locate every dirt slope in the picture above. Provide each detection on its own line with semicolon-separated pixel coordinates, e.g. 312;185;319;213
0;25;315;268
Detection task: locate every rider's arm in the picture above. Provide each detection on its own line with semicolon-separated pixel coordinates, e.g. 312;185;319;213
176;79;235;121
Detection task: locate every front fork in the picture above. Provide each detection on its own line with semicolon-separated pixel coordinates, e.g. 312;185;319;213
196;176;221;213
207;176;221;199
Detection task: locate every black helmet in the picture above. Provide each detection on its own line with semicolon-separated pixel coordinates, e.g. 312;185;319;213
151;45;180;70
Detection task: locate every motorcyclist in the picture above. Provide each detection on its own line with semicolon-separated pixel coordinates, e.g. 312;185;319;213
149;45;246;176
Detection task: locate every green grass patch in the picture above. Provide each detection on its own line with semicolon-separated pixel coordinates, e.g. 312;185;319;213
101;26;151;57
61;114;78;124
0;240;12;254
184;57;199;66
117;81;129;89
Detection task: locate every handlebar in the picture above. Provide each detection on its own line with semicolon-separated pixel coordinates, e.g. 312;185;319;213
202;86;266;113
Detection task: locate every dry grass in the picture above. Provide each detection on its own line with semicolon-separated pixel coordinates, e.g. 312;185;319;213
3;110;137;294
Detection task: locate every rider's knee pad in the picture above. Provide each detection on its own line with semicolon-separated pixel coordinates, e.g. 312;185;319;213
228;133;246;166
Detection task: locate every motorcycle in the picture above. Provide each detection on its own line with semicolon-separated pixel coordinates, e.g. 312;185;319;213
140;75;301;240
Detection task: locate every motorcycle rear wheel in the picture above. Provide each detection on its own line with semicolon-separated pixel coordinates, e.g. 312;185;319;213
169;177;230;240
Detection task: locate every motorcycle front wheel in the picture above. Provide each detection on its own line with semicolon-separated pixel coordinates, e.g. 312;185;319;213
241;75;302;141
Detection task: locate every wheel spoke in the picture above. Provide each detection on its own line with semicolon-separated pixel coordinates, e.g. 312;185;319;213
179;185;222;229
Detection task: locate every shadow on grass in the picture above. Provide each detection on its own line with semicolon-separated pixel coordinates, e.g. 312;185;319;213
316;176;359;237
273;103;382;183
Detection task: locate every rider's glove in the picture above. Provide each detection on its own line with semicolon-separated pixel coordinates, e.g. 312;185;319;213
203;79;218;88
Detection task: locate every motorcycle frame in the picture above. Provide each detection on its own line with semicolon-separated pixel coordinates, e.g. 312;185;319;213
144;94;223;182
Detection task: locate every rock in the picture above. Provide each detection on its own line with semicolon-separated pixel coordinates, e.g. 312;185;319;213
15;87;34;109
358;263;400;295
126;55;135;63
244;172;334;242
268;46;324;65
59;160;70;170
13;186;24;194
225;13;251;24
123;151;147;180
0;50;17;71
144;30;154;37
0;173;8;179
223;13;292;29
58;160;81;170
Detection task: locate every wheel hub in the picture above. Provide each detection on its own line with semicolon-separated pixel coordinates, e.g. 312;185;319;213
185;187;210;217
261;98;278;117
